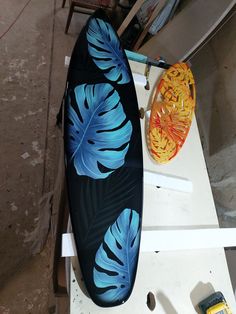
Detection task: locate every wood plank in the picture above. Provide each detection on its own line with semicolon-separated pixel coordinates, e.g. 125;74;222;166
117;0;145;37
133;0;166;50
63;227;236;254
141;228;236;251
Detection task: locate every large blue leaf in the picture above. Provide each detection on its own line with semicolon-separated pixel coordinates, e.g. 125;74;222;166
86;18;130;84
93;208;140;304
67;83;132;179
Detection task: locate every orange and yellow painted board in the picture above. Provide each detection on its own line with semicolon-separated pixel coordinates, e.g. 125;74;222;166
148;63;196;164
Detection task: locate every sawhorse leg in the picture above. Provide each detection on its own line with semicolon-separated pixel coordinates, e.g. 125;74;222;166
65;3;75;34
62;0;67;8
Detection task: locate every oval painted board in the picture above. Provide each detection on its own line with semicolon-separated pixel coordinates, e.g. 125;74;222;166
64;10;143;307
147;63;196;164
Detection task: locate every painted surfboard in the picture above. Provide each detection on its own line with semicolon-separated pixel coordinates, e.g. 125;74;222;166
64;10;143;307
148;62;196;164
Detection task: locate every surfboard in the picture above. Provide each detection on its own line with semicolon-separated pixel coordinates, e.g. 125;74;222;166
64;10;143;307
147;62;196;164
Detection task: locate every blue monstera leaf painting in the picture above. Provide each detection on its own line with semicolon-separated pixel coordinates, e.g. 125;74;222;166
93;208;140;304
67;83;132;179
87;18;130;84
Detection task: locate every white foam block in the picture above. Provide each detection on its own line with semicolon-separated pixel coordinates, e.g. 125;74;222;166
132;72;146;86
64;56;71;67
144;170;192;192
62;228;236;256
62;233;77;257
140;228;236;252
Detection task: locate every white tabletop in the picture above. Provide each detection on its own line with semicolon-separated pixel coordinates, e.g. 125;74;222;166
69;61;236;313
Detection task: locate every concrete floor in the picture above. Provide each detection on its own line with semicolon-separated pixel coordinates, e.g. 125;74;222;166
0;1;236;313
0;0;87;312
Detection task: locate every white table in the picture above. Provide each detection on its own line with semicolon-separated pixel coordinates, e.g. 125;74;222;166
68;61;236;313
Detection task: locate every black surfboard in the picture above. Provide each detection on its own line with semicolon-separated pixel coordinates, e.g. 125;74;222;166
64;10;143;307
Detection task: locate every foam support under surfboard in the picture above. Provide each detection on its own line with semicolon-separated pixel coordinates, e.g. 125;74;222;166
64;10;143;307
62;228;236;255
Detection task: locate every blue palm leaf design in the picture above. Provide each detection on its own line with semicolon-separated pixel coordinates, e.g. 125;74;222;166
67;83;132;179
93;208;140;303
86;18;130;84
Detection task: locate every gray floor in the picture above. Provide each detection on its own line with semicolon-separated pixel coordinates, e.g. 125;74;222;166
0;0;87;312
0;1;236;313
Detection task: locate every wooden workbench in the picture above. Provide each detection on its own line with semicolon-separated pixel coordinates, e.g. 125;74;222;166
68;61;236;313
